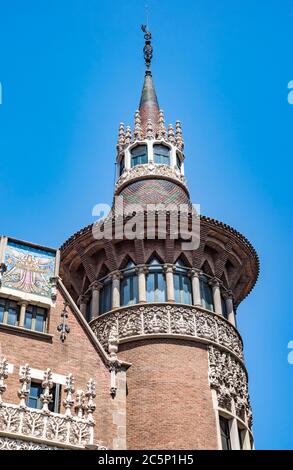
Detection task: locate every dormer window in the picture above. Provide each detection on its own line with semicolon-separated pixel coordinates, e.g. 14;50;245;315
131;145;148;167
153;144;170;165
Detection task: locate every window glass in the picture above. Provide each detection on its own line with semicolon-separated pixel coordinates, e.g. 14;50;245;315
99;279;112;314
0;299;5;323
200;276;214;311
24;311;33;330
220;416;231;450
221;296;228;319
131;145;148;167
238;427;244;450
119;157;125;176
35;312;45;332
174;260;192;305
176;154;182;170
120;262;138;307
7;302;18;326
146;258;167;302
153;144;170;165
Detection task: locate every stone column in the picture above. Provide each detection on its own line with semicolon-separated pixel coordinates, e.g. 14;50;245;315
164;264;175;302
78;295;88;318
19;301;28;327
210;278;222;315
137;266;147;303
91;281;102;319
112;271;121;309
190;269;201;306
225;291;236;326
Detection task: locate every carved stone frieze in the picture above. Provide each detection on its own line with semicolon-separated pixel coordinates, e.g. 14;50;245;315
90;304;244;361
115;163;188;193
208;346;252;428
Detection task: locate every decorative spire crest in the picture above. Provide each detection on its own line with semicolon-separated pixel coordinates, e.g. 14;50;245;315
141;24;153;71
18;364;31;408
175;120;184;151
124;126;132;146
157;110;167;140
134;110;143;140
168;124;176;145
117;122;125;152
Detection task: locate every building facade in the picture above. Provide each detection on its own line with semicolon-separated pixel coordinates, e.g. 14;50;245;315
0;29;259;450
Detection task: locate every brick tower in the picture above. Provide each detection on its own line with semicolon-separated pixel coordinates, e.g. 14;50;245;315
60;27;259;450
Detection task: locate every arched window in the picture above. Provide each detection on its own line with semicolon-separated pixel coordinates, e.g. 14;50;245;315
146;257;166;302
200;275;214;311
131;145;148;167
153;144;170;165
120;261;138;306
173;259;192;304
99;277;112;315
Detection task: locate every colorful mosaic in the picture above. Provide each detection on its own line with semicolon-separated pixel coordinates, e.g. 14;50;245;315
2;241;55;298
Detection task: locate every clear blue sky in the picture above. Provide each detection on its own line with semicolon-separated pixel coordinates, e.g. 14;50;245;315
0;0;292;450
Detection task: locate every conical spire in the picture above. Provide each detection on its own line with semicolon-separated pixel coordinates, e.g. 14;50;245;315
139;25;160;136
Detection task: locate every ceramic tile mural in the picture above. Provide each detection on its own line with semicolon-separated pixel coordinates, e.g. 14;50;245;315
2;241;55;298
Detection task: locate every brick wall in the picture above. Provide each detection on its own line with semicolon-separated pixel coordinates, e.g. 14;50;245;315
0;288;118;449
118;339;218;450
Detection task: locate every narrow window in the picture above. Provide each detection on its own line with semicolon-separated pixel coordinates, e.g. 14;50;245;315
153;144;170;165
24;305;47;332
221;296;228;319
0;298;5;323
219;416;231;450
200;276;214;311
176;153;182;170
99;278;112;314
120;262;138;307
7;301;19;326
146;257;166;302
174;260;192;305
131;145;148;167
119;156;125;176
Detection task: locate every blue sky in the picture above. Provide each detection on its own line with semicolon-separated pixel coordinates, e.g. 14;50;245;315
0;0;292;449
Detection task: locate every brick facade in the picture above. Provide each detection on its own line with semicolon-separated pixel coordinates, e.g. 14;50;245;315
118;339;218;450
0;286;123;450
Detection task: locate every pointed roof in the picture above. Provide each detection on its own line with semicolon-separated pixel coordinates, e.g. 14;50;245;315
139;71;160;135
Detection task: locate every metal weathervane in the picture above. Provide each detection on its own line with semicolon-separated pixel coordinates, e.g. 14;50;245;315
141;24;153;71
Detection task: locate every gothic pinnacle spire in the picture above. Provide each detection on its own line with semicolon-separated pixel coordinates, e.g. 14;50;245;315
139;25;160;136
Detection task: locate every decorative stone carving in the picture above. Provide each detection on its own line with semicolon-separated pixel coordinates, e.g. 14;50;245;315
175;121;184;151
167;124;176;145
134;110;143;141
18;364;31;408
63;373;75;417
157;110;167;140
40;368;53;413
90;304;244;361
208;346;252;427
0;365;100;448
0;358;9;403
57;301;70;343
115;162;188;193
0;436;59;450
124;126;132;146
117;122;125;152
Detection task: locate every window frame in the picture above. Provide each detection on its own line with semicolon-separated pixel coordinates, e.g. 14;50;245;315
24;304;47;333
120;262;138;307
219;416;232;450
130;145;148;168
153;144;171;166
146;258;167;303
199;276;215;312
99;278;112;315
0;297;20;327
27;381;61;413
173;261;192;305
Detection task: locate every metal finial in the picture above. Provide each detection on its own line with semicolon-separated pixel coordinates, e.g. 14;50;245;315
141;24;153;71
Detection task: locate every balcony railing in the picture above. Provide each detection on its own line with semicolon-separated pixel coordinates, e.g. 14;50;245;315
90;303;244;362
0;360;105;450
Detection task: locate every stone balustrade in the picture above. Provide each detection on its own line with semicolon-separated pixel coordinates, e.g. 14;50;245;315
0;360;105;450
90;303;244;362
